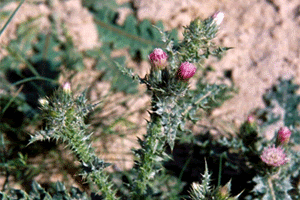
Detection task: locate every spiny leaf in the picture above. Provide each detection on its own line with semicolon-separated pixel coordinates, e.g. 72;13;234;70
89;6;178;60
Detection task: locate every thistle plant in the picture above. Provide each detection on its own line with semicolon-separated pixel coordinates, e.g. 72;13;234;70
126;11;231;199
5;4;300;199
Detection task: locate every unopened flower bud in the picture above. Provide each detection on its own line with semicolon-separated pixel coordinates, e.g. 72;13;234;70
62;82;71;93
176;62;196;81
247;115;255;124
260;145;288;167
277;127;291;145
38;98;49;107
148;48;168;70
212;11;224;26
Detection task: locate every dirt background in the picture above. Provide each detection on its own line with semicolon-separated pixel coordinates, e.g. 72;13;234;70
1;0;300;190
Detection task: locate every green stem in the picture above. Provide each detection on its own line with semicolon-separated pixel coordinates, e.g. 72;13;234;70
267;176;276;200
132;95;165;199
218;154;223;187
89;171;119;200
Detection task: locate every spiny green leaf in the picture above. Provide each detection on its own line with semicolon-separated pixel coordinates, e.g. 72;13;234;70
90;6;177;60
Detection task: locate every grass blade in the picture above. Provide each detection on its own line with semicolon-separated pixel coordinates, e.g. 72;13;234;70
0;0;25;37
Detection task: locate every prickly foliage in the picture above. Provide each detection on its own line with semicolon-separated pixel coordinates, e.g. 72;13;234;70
0;181;90;200
251;174;293;200
30;89;118;200
212;79;300;199
189;162;240;200
125;14;231;198
259;79;300;142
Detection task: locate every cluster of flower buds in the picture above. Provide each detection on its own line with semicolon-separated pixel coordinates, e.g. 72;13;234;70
148;48;197;82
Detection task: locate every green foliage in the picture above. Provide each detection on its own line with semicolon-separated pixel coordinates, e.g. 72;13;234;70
0;2;249;200
83;0;178;60
126;14;231;199
258;79;300;143
178;17;232;65
0;181;89;200
30;89;118;199
112;170;185;200
82;0;119;11
251;175;293;200
0;135;37;191
85;45;138;94
208;79;300;199
189;161;240;200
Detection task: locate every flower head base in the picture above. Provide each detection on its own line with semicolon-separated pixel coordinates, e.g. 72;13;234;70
148;48;168;70
176;62;197;81
260;145;288;167
212;11;224;26
277;126;292;145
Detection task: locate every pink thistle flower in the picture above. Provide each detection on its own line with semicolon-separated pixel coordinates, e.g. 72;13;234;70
277;127;292;145
260;145;288;167
148;48;168;70
176;62;197;81
212;11;224;26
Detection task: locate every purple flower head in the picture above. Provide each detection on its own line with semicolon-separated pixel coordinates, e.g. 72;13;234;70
176;62;197;81
260;145;288;167
277;127;292;145
211;11;224;26
148;48;168;70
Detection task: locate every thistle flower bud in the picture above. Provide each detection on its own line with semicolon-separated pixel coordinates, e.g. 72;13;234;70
38;98;49;107
62;82;71;94
148;48;168;70
260;145;288;167
176;62;197;81
247;115;255;124
212;11;224;26
277;127;292;145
